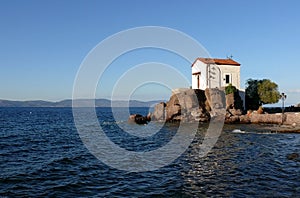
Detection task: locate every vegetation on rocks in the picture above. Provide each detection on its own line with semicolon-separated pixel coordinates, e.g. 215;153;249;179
225;83;237;95
245;78;280;110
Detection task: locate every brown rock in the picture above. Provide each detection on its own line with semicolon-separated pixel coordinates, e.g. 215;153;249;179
228;109;242;116
205;88;225;109
205;88;226;117
239;115;251;124
225;115;240;124
226;93;235;109
128;114;151;124
257;106;264;114
152;102;166;121
166;104;181;121
190;107;210;122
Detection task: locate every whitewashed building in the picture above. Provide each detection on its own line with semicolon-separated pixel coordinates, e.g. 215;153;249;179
192;58;241;90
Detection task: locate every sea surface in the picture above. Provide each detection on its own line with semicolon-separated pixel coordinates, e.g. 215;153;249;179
0;107;299;197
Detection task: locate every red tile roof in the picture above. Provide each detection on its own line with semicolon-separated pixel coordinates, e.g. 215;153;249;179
192;58;240;66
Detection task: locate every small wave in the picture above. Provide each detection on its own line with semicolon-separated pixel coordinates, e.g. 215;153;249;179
230;129;277;134
232;129;246;133
101;120;126;125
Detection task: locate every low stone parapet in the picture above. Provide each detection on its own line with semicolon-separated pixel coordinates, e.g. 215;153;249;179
250;113;283;124
285;113;300;125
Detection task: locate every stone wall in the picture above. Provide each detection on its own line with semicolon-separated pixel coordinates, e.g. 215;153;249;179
250;113;283;124
285;113;300;125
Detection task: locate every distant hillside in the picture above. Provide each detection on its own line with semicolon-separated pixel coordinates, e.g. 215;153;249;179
0;99;162;107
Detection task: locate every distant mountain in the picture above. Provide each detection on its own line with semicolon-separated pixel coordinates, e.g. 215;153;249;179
0;99;163;107
0;99;54;107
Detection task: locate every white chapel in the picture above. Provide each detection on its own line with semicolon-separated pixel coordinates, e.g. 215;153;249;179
191;58;241;90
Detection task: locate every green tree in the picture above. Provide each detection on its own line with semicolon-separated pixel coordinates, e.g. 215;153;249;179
258;79;280;105
245;79;260;110
245;78;280;110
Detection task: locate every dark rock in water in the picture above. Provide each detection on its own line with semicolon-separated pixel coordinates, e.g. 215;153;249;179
128;113;151;125
286;153;299;161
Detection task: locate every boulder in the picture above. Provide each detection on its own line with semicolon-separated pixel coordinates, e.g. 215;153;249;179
205;88;225;109
239;115;251;124
166;103;181;121
171;89;200;111
223;90;245;122
205;88;226;117
152;102;166;121
190;107;210;122
228;109;243;116
225;93;235;109
151;88;211;122
128;114;151;124
225;92;243;113
286;153;300;161
166;90;194;121
225;115;240;124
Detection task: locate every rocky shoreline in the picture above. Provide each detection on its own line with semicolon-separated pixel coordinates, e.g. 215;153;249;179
148;88;300;131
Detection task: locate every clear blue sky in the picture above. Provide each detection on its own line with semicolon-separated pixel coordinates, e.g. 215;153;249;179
1;0;299;105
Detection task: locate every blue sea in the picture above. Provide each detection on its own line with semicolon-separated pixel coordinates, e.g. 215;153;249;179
0;107;299;197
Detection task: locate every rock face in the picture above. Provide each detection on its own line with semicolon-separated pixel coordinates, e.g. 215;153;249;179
152;88;225;122
150;88;299;125
224;90;244;123
152;102;166;121
225;92;244;110
205;88;226;117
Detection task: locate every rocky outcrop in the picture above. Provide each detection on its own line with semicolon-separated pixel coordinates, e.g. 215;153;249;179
225;92;244;110
224;90;244;123
151;88;225;122
149;88;300;126
205;88;226;117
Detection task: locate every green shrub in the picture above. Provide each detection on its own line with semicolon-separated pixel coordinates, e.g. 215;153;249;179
225;83;237;95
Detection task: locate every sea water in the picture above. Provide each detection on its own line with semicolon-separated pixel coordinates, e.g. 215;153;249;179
0;107;299;197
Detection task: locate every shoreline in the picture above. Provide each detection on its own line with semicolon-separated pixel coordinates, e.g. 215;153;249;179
150;88;300;131
223;123;300;134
